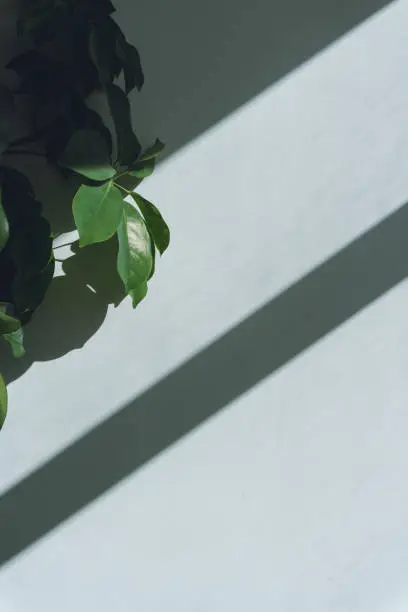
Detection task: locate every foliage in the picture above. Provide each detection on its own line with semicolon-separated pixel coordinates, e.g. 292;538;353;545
0;0;170;428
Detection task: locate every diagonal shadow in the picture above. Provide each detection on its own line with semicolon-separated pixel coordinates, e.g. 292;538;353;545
0;0;395;378
120;0;395;156
1;199;408;567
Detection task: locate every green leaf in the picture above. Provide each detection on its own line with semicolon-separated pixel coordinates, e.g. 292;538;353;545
117;201;153;305
106;84;141;166
147;227;156;280
59;129;116;181
115;174;143;192
73;182;124;247
44;98;113;162
4;328;25;358
123;44;144;94
89;20;118;86
129;282;148;308
129;158;155;179
0;372;7;430
0;188;9;251
115;32;144;94
0;310;21;335
131;193;170;255
140;139;165;162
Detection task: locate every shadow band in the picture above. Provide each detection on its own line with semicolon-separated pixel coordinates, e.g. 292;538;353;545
123;0;394;156
1;199;408;567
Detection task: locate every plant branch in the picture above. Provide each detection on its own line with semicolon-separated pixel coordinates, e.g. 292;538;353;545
114;182;131;195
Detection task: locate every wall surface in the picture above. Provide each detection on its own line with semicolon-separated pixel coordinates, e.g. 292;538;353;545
1;0;408;610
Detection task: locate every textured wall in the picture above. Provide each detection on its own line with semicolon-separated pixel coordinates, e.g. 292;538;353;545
1;1;408;610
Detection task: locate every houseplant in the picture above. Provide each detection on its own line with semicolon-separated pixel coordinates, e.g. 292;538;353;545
0;0;170;428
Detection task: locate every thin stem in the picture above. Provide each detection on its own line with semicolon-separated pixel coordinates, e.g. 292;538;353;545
114;169;128;181
114;182;131;195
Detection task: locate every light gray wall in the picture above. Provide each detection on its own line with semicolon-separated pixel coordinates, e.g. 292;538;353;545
1;1;408;610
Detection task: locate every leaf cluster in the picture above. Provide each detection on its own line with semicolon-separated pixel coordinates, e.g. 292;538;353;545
0;0;170;428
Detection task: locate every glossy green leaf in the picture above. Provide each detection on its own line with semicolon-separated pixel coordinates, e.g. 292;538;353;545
0;310;21;335
4;328;25;358
140;139;165;162
0;372;7;430
129;158;155;179
147;227;156;280
73;182;124;247
129;281;148;308
59;129;116;181
106;84;141;166
0;188;9;251
131;193;170;255
117;202;153;305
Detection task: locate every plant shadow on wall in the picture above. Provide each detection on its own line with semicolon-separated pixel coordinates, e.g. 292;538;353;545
0;0;170;424
0;0;395;422
0;237;125;383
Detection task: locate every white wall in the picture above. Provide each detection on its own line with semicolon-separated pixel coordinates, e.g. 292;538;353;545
1;0;408;610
